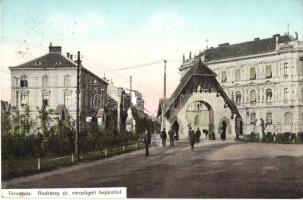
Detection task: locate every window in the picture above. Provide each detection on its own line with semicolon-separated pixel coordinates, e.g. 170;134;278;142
21;93;28;106
42;75;48;87
101;89;104;97
221;71;227;83
42;94;49;107
266;112;272;125
64;75;70;87
284;63;288;76
250;113;256;124
250;90;256;103
20;76;28;88
266;89;272;103
64;93;71;107
236;91;241;104
235;69;241;81
250;67;256;80
284;88;288;100
266;65;272;78
284;112;292;125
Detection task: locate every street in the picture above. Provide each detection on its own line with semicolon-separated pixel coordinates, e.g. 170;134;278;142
3;141;303;198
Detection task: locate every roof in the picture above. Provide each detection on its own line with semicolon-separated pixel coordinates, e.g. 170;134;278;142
157;98;170;117
204;34;294;61
10;53;77;69
164;58;240;117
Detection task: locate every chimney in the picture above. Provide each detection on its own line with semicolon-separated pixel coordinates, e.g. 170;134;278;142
272;34;280;38
66;52;70;58
49;42;62;53
254;37;260;41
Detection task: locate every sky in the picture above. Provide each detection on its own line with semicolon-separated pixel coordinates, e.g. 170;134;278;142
1;0;303;116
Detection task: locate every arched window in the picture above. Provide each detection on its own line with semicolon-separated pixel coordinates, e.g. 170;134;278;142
250;112;256;124
250;90;256;103
42;75;48;87
284;88;288;100
284;112;292;125
266;89;272;102
236;91;241;104
266;112;272;125
42;93;49;107
20;75;28;88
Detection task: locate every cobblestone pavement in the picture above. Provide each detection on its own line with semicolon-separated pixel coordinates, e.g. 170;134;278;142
3;140;303;198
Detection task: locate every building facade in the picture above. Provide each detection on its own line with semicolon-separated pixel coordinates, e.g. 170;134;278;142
180;33;303;134
9;44;108;128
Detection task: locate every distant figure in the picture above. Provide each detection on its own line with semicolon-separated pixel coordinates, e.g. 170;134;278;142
188;127;195;151
168;129;174;147
203;129;208;139
221;121;227;141
160;128;167;147
143;130;151;157
195;128;201;143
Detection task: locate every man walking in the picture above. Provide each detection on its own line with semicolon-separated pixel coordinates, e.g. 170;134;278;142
188;127;195;151
195;128;201;143
160;128;167;147
143;129;151;157
168;128;174;147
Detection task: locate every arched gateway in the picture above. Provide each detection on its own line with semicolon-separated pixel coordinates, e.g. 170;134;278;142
159;58;242;140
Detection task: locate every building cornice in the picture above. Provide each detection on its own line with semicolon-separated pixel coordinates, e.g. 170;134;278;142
205;49;303;65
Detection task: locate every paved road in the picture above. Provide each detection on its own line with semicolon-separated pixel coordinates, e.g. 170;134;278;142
3;141;303;198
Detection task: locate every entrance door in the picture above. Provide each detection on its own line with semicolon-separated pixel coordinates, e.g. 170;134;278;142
172;121;179;140
185;100;214;139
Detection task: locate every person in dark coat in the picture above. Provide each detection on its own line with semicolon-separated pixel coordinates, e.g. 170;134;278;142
188;127;195;151
203;129;208;139
160;128;167;147
168;129;174;146
195;128;201;143
221;121;227;141
143;130;151;157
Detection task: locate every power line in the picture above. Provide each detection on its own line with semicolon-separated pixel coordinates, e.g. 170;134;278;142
105;60;163;72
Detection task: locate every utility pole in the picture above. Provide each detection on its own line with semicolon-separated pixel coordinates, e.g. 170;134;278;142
75;51;81;162
162;59;167;129
130;75;132;105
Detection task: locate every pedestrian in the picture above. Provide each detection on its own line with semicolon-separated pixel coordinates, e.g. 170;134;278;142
160;128;167;147
203;129;208;139
188;127;195;151
195;128;201;143
221;121;227;141
168;129;174;146
143;129;151;157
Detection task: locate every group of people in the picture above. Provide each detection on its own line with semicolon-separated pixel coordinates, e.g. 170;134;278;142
143;121;228;156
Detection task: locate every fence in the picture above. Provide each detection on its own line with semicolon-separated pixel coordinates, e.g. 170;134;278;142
2;143;143;181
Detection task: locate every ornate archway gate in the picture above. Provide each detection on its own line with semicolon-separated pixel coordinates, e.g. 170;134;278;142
163;58;242;140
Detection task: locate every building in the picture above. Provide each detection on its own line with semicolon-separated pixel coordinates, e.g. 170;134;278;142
180;33;303;134
9;43;108;129
160;59;241;140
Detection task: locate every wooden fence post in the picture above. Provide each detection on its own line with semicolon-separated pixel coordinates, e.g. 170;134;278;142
123;146;125;151
135;143;138;148
37;158;40;171
71;154;74;162
105;149;108;157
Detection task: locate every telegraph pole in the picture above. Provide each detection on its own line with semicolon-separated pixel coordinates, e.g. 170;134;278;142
130;75;132;104
75;51;81;162
162;59;167;129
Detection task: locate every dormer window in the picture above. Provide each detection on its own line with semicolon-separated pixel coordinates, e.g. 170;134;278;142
20;76;28;88
35;61;42;66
